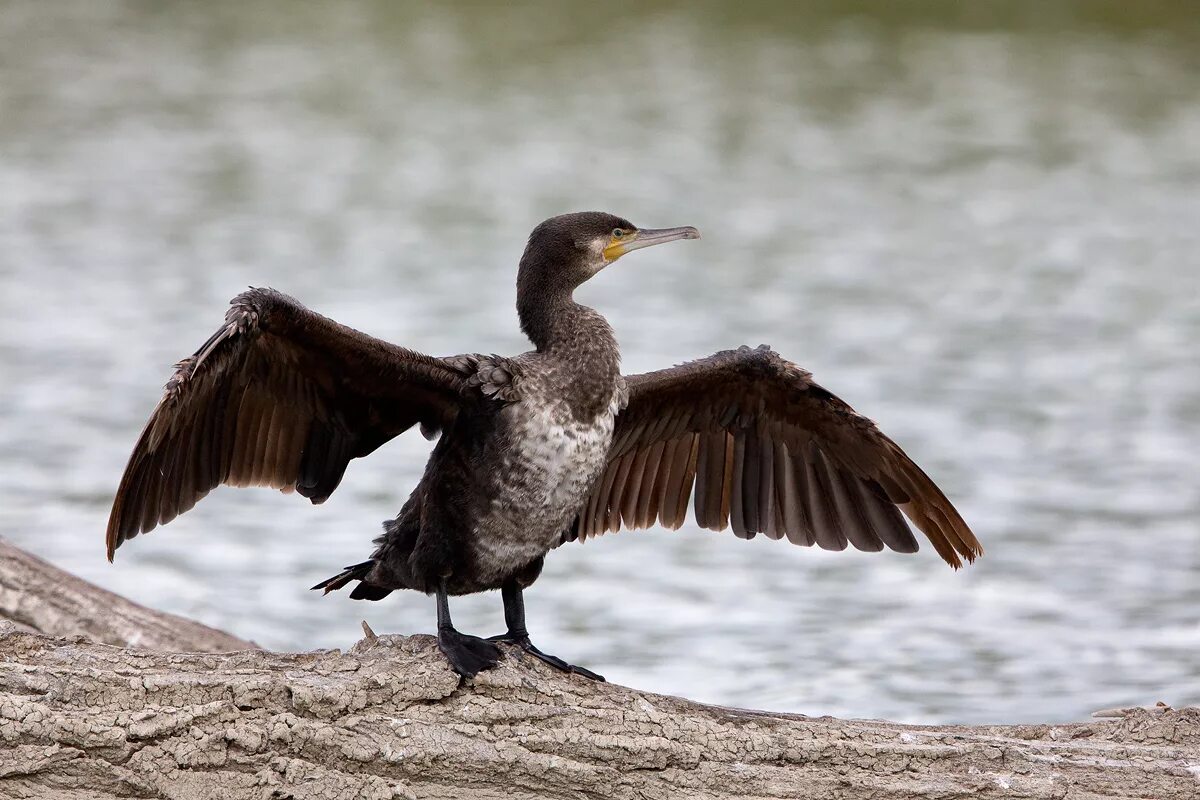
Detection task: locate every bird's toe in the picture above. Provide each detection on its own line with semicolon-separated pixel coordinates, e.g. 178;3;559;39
437;628;503;678
566;663;605;682
503;637;605;681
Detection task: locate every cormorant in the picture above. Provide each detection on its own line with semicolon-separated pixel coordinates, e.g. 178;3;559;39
107;211;981;679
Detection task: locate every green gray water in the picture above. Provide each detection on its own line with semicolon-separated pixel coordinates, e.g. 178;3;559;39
1;1;1197;723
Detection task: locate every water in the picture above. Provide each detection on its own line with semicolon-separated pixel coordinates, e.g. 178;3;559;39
1;1;1197;724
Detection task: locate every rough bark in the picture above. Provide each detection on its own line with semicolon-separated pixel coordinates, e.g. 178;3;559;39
0;540;1197;800
0;537;255;652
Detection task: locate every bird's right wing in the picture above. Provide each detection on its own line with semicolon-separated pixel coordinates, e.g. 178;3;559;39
566;346;981;568
106;288;470;559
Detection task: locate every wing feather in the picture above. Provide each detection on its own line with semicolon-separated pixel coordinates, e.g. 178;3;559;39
636;440;667;529
563;345;980;568
620;446;652;529
692;432;713;528
652;437;681;528
806;448;847;551
729;431;750;539
662;434;697;529
675;435;700;527
106;288;469;559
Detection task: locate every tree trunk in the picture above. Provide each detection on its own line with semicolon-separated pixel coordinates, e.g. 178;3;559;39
1;540;1196;800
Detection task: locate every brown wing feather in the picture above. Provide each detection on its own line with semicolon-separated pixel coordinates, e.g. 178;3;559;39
106;288;469;560
565;345;981;568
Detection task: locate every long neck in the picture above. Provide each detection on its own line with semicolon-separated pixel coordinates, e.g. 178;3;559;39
516;274;622;419
515;253;619;375
517;280;576;352
516;282;620;376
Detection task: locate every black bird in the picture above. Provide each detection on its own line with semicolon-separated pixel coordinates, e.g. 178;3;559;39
107;211;981;679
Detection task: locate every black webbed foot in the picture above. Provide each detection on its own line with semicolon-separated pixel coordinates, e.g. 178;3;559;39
438;627;503;678
487;632;605;682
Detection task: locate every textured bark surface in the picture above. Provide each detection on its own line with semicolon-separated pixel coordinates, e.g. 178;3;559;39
2;629;1198;800
0;537;255;652
1;540;1197;799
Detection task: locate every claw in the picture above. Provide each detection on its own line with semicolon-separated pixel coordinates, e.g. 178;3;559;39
487;632;604;681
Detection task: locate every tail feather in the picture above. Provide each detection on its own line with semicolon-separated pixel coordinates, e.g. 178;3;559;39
349;582;393;600
311;559;390;600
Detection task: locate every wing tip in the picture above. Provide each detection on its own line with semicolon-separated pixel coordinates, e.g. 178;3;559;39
943;514;983;570
937;530;984;570
106;511;157;563
105;525;128;563
954;539;985;569
105;513;121;562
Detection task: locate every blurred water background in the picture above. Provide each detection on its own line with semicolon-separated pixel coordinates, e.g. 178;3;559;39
1;0;1198;724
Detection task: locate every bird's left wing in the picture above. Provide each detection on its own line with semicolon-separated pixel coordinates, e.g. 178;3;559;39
106;288;470;559
565;346;981;568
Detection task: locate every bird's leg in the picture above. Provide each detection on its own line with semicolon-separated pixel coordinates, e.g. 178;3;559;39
435;579;502;678
487;582;604;681
490;581;530;641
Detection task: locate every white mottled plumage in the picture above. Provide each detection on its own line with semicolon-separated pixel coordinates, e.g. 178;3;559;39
470;378;625;583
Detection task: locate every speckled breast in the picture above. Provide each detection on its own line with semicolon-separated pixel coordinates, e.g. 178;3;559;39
470;386;621;582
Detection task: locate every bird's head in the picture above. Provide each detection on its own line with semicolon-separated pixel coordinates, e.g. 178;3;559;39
518;211;701;291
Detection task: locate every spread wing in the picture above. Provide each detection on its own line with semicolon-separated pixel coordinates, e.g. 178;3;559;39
566;346;981;568
106;288;469;559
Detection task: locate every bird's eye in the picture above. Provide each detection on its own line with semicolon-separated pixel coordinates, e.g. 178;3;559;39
612;228;628;238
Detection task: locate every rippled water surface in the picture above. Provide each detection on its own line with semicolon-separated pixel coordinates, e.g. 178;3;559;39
2;1;1198;724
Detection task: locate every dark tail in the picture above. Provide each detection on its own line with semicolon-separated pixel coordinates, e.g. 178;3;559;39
310;559;393;601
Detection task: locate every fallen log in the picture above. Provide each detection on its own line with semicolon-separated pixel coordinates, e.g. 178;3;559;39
0;540;1196;799
0;537;254;652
